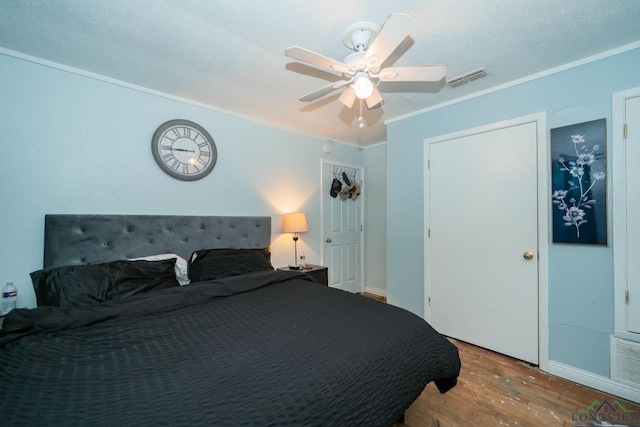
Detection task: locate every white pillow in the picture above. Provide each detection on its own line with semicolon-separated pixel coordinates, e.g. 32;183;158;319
129;253;190;286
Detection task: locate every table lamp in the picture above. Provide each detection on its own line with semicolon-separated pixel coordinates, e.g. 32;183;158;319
282;212;308;270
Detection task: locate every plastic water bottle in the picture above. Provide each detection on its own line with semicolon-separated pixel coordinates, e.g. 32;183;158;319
1;282;17;315
299;251;306;267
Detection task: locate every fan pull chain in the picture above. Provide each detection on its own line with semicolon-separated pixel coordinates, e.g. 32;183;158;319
358;99;364;128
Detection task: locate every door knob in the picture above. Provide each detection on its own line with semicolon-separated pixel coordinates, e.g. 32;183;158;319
325;237;332;243
523;251;534;260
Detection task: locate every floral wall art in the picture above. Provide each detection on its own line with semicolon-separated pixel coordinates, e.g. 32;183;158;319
551;118;607;245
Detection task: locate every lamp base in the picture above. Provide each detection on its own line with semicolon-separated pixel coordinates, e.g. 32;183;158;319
288;265;304;270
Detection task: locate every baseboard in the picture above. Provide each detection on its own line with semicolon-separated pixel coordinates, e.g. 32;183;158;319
548;360;640;403
363;286;386;297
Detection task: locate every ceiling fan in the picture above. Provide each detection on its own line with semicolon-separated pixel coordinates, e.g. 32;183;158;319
285;13;447;114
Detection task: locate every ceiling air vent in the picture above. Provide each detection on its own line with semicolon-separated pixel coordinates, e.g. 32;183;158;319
447;68;488;88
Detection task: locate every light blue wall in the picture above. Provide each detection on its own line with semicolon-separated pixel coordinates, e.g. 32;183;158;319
387;47;640;377
363;143;387;295
0;53;365;308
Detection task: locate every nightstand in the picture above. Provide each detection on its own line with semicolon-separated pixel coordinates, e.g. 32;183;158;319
277;265;328;286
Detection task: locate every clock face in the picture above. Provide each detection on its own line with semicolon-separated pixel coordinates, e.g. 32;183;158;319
151;120;217;181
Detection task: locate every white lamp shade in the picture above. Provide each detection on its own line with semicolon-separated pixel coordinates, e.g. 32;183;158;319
354;74;374;99
282;213;308;233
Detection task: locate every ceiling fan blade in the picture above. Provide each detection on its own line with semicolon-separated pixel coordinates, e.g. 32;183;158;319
363;13;415;70
299;80;351;102
338;86;357;108
378;65;447;82
365;85;384;109
285;46;352;75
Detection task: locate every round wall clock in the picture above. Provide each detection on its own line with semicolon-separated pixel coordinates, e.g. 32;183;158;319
151;119;218;181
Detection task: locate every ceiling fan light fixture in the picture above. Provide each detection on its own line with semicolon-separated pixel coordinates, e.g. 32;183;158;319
354;74;374;99
286;13;448;120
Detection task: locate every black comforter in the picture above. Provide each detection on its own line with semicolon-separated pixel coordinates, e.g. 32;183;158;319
0;271;460;426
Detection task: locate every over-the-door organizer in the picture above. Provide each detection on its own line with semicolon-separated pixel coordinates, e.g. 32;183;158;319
329;167;361;200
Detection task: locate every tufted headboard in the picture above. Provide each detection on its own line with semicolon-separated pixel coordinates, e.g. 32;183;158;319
43;215;271;269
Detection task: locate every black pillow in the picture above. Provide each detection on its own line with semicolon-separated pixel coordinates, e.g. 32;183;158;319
30;259;180;307
189;248;273;282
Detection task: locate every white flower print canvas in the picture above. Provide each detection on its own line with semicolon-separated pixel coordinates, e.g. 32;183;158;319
551;118;607;245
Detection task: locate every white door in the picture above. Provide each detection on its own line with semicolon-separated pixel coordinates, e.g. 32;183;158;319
626;95;640;334
322;162;363;293
426;121;539;364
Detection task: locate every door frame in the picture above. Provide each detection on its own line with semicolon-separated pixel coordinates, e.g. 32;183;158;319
612;86;640;342
423;112;549;371
320;159;365;291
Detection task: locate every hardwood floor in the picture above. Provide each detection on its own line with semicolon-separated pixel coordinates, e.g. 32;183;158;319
359;293;640;426
361;292;386;303
400;338;639;426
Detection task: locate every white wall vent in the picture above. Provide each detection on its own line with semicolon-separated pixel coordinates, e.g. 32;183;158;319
611;336;640;388
446;67;488;88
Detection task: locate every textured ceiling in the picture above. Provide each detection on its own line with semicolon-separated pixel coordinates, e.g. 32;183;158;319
1;0;640;146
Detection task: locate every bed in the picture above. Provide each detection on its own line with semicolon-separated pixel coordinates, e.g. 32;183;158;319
0;214;460;426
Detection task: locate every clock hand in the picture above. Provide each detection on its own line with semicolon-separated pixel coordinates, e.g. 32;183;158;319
165;147;196;153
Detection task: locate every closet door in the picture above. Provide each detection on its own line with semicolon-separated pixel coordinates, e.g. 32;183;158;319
625;95;640;334
427;121;539;364
614;88;640;340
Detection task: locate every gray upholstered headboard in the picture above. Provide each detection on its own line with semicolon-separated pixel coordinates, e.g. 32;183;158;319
43;215;271;269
